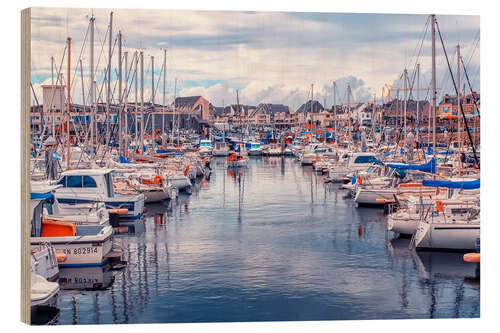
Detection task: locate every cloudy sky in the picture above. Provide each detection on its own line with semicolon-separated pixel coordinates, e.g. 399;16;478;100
30;8;480;110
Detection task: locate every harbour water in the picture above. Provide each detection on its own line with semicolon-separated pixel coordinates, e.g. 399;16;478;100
40;157;479;324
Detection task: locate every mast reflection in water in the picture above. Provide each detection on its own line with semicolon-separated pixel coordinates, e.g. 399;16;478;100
50;157;479;324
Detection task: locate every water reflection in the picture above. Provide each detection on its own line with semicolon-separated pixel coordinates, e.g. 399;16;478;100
47;156;479;324
387;237;480;318
31;305;60;325
58;265;115;290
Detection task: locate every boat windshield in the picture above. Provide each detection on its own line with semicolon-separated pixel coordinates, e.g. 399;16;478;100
353;155;378;164
105;173;115;198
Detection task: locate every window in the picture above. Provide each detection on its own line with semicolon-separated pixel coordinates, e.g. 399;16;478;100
57;176;66;187
82;176;97;188
57;175;96;188
66;176;83;187
105;173;114;198
353;155;378;164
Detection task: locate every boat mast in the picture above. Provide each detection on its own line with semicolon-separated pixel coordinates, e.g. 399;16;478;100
66;37;71;170
333;81;337;143
118;30;122;156
347;84;351;149
310;84;314;132
140;51;144;153
51;56;55;137
162;49;166;135
403;68;408;144
106;12;113;147
79;59;86;137
124;51;128;157
134;51;138;149
372;93;376;140
416;63;420;150
431;14;437;159
174;78;178;145
237;90;242;147
457;44;462;175
151;55;155;150
89;15;95;156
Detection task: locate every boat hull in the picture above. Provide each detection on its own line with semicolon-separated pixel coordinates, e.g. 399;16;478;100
143;189;169;203
387;214;419;235
31;226;113;267
169;176;192;192
212;149;229;157
415;221;480;251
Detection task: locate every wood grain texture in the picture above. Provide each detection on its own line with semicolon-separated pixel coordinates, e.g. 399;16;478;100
20;7;31;325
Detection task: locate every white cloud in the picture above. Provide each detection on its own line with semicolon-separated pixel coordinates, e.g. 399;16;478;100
30;8;480;110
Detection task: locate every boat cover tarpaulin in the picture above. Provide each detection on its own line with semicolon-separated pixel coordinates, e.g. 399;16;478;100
30;192;54;200
155;149;184;155
422;178;480;189
119;155;136;164
386;157;436;174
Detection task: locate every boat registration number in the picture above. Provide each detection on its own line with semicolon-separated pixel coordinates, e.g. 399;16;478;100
61;247;99;255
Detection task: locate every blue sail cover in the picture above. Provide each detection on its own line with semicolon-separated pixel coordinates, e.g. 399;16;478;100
119;155;136;164
387;157;436;174
422;178;480;189
30;192;53;200
156;149;184;155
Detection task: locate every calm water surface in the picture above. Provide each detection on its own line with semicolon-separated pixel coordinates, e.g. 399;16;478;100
41;157;480;324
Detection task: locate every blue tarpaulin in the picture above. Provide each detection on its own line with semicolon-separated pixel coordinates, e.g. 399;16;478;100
156;149;184;155
422;178;480;189
387;157;436;174
119;155;136;164
31;192;53;200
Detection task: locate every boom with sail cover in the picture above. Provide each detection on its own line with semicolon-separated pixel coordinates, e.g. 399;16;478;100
422;178;480;190
386;157;436;173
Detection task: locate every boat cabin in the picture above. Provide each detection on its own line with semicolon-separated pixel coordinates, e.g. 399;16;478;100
346;152;381;170
250;142;261;149
55;169;115;199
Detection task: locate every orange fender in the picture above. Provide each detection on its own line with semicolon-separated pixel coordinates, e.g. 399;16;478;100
463;253;480;263
56;253;67;263
108;208;129;215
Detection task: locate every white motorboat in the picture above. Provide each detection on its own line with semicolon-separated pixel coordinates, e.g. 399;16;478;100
113;172;177;203
31;243;59;281
198;139;213;156
30;253;59;307
227;155;248;168
54;169;145;222
247;142;263;156
300;144;317;165
166;173;192;193
31;270;59;307
30;199;114;267
212;142;230;156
